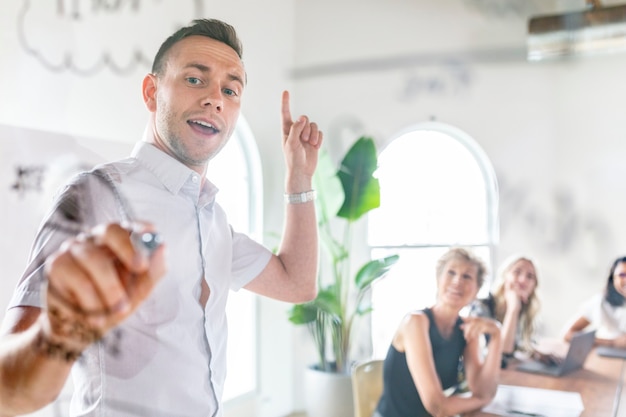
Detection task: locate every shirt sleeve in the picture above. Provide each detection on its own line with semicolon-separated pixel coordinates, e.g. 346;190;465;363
7;171;120;311
7;181;83;310
229;227;272;291
579;293;603;325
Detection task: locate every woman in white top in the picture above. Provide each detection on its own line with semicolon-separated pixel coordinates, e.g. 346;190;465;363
565;256;626;348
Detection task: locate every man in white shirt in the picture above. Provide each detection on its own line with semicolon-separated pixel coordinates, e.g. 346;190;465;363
0;18;322;417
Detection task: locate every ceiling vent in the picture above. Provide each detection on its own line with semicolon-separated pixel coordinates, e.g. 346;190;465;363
528;1;626;61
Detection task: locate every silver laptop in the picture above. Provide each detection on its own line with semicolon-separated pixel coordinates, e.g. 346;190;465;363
516;330;596;377
596;345;626;359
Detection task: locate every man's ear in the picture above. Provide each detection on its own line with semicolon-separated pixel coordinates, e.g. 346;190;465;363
142;74;158;112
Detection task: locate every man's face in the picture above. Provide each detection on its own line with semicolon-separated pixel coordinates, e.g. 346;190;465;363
145;35;245;173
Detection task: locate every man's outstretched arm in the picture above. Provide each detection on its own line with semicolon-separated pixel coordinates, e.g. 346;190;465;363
0;224;166;415
245;90;323;303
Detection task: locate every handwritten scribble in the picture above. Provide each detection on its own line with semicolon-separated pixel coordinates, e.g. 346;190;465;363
498;172;613;275
10;165;46;197
17;0;204;76
398;62;472;101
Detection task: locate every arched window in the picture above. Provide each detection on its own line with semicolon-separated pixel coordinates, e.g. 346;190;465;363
206;116;263;401
368;121;498;357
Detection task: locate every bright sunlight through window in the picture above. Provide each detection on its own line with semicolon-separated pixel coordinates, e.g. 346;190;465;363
368;123;498;357
206;117;262;402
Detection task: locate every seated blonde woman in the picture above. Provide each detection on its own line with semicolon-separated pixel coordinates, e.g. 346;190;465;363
470;254;556;366
374;248;502;417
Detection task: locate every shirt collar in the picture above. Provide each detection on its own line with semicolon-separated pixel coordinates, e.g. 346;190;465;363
131;141;218;201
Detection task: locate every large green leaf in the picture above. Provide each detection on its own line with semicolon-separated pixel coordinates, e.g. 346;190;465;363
313;149;344;227
336;136;380;221
314;149;347;262
288;284;342;325
314;285;342;318
354;255;400;291
286;135;400;374
287;302;319;325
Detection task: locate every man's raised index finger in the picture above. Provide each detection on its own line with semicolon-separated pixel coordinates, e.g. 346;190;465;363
281;90;293;135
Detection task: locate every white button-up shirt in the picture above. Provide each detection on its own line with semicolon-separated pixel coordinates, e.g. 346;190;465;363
9;142;272;416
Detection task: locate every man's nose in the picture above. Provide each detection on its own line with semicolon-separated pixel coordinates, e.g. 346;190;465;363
202;85;223;111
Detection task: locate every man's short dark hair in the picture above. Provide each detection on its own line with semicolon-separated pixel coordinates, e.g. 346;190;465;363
151;18;243;76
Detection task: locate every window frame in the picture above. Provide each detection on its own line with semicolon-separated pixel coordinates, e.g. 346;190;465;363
213;116;264;404
372;121;499;266
368;121;500;356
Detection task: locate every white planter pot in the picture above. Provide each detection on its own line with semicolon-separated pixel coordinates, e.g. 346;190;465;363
304;365;354;417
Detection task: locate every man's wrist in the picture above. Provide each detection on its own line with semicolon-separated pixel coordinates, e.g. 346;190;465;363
284;190;316;204
34;307;101;362
34;328;83;363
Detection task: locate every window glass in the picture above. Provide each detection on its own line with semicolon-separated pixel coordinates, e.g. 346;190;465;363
206;116;262;401
369;130;488;246
368;123;497;357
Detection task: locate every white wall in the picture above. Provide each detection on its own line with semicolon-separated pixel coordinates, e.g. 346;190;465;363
291;0;626;343
0;1;298;416
2;0;626;416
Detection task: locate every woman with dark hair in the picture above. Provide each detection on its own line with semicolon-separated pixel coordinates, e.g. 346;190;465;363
564;256;626;348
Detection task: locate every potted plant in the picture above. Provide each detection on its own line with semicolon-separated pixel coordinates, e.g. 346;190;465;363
288;136;399;417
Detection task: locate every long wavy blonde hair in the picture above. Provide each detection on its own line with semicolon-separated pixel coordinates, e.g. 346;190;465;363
491;255;541;352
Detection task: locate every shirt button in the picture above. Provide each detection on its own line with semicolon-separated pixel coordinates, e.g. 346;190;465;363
192;175;199;183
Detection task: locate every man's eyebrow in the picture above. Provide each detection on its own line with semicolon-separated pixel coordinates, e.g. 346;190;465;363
184;62;245;86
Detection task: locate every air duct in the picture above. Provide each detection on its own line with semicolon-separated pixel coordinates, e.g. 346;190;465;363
528;2;626;61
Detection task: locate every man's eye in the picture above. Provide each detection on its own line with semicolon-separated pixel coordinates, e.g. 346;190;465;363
187;77;201;85
224;88;237;97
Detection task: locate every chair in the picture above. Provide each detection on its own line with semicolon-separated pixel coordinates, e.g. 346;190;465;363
351;359;384;417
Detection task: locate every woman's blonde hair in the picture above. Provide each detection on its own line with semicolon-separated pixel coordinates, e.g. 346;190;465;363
491;254;541;351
